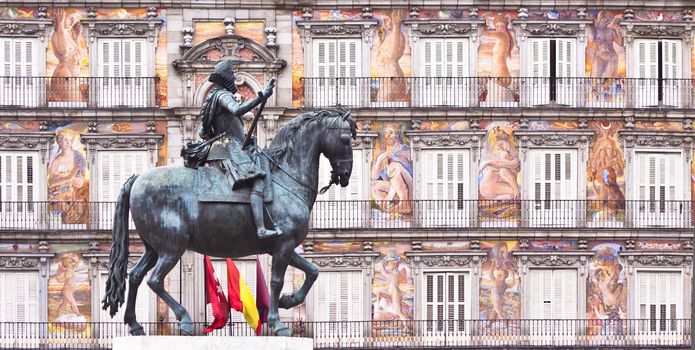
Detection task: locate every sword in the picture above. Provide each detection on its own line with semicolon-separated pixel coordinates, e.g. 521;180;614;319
242;78;275;150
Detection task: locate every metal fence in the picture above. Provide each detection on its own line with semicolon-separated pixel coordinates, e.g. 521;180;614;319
0;319;690;349
0;200;692;231
0;76;160;108
310;199;694;230
302;76;695;109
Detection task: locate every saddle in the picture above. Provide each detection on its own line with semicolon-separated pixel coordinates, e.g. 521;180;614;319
194;153;273;203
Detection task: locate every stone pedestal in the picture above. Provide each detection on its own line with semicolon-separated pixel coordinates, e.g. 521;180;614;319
113;336;313;350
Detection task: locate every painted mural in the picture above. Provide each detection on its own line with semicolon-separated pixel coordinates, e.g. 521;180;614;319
478;12;519;105
370;122;413;219
478;122;520;224
586;121;625;223
372;242;413;334
48;251;91;333
0;7;168;107
48;126;89;224
528;240;577;251
421;241;470;251
586;242;627;335
479;241;520;332
371;10;410;104
193;20;266;45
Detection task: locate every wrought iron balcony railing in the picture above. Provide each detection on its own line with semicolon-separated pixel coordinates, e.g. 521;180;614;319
0;319;690;349
0;76;160;108
0;200;691;231
302;76;695;109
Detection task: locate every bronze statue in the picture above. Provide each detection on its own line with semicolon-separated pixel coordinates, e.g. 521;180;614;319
102;59;356;337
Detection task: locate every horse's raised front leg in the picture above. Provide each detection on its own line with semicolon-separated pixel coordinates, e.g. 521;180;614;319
268;246;292;336
279;251;318;309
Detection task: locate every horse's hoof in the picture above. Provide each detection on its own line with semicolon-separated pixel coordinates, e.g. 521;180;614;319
180;321;194;335
274;326;291;337
130;325;145;336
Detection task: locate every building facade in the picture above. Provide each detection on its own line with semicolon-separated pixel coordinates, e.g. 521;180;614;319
0;1;693;348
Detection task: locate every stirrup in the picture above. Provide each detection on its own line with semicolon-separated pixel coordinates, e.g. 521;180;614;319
257;227;283;239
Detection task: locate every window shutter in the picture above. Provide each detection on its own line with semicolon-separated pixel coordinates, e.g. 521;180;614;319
318;151;363;201
423;40;433;78
0;272;39;322
530;38;550;77
662;40;681;79
636;153;681;201
0;38;10;76
638;271;680;332
636;40;659;79
449;39;468;77
0;152;38;208
98;151;150;202
420;150;469;200
314;270;362;322
556;39;576;77
530;150;576;201
424;272;468;328
527;269;576;319
553;269;577;319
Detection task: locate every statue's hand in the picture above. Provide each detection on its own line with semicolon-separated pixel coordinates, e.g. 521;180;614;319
261;78;276;100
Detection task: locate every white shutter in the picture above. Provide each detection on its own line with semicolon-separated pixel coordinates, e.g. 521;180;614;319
636;40;659;79
422;38;468;78
0;272;39;322
0;38;10;76
0;38;36;77
98;39;122;78
637;271;680;332
421;150;468;200
636;153;681;202
424;272;468;331
527;269;576;319
530;149;576;201
314;270;362;321
338;39;359;78
100;271;151;323
318;151;363;201
530;38;550;78
555;39;576;78
0;152;38;209
98;151;150;202
662;40;682;79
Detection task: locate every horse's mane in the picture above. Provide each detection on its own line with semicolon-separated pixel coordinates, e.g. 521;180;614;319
267;108;356;163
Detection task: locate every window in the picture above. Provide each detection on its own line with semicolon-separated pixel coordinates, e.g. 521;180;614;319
310;38;361;106
528;38;577;106
97;38;150;107
0;152;38;213
634;152;684;227
634;39;682;107
0;38;40;107
97;151;149;202
0;271;39;322
314;151;364;228
424;272;468;333
526;269;577;320
418;38;470;106
527;149;577;226
205;259;256;324
313;270;362;322
637;271;680;333
419;150;471;227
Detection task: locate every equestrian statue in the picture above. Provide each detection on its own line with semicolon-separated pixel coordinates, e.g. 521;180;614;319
101;59;356;337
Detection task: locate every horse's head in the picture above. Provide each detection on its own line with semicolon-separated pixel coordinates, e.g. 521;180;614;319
321;109;357;187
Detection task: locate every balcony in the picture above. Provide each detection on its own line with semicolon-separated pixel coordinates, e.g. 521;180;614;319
302;76;695;109
310;200;694;230
0;77;160;108
0;200;690;232
0;319;690;349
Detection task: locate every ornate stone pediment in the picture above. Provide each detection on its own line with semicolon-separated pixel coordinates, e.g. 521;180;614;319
0;132;53;163
81;19;162;42
404;19;484;42
353;132;378;149
306;253;379;268
81;133;163;150
516;130;594;148
514;20;592;42
624;252;692;267
406;252;486;267
296;19;378;45
619;131;693;148
0;254;52;271
408;131;486;163
518;254;589;267
620;21;693;43
0;19;53;42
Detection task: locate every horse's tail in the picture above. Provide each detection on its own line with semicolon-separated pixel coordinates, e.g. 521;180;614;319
101;174;138;317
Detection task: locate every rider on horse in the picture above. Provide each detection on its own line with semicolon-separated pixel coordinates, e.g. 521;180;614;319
182;59;281;239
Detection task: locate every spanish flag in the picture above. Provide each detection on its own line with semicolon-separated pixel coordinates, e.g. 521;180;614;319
226;258;261;334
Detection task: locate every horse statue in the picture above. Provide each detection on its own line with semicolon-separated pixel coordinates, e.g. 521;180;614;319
101;108;356;336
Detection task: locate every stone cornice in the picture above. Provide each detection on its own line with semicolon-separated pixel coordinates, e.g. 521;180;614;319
305;252;380;269
0;132;53;163
80;133;163;150
81;18;163;42
513;19;593;42
515;130;594;148
405;251;487;268
0;19;53;42
514;251;594;267
403;19;484;42
0;253;53;271
618;130;693;150
620;21;694;43
296;19;378;45
353;132;378;149
622;251;692;267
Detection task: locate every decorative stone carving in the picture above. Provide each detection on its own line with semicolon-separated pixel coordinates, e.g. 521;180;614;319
303;241;314;253
361;7;373;19
301;8;313;20
0;133;52;163
577;8;588;19
411;133;480;147
146;7;158;20
410;119;421;130
82;134;163;165
470;240;480;250
411;255;475;267
519;238;530;250
223;17;235;35
181;26;194;48
518;254;589;267
0;256;39;269
684;10;693;22
264;27;278;48
469;8;479;18
181;115;198;143
352;133;377;149
515;131;594;154
627;254;690;266
578;239;588;250
515;20;591;42
36;7;47;20
409;7;420;19
578;118;588;129
625;239;636;250
623;9;635;21
619;131;693;149
81;19;162;42
307;254;377;268
0;20;53;41
411;241;422;251
683;119;692;131
621;21;693;43
405;20;483;42
87;7;97;18
262;114;280;143
517;8;529;19
363;241;373;251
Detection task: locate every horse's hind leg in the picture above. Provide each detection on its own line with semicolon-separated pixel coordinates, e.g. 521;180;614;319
124;247;158;335
268;246;292;336
279;251;318;309
147;252;193;335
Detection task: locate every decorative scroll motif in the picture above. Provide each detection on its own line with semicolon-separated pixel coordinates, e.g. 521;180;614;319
621;22;694;43
516;20;591;42
627;254;692;266
517;132;593;147
296;20;378;46
410;255;479;267
0;133;52;163
405;20;483;42
409;131;485;163
82;134;163;164
307;254;378;268
96;256;141;270
351;133;378;149
81;19;162;42
519;254;588;267
620;133;693;148
0;256;40;269
0;20;53;42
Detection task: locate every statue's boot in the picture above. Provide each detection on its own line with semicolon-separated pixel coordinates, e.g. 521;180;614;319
251;191;282;239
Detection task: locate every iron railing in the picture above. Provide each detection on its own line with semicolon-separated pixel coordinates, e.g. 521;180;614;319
0;76;160;108
0;200;692;231
310;200;694;230
0;319;690;348
302;76;695;109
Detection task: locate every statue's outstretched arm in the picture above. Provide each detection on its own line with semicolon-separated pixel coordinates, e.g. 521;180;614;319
221;93;263;116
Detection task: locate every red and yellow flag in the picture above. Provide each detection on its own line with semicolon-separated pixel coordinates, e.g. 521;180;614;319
203;256;230;333
226;258;261;333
